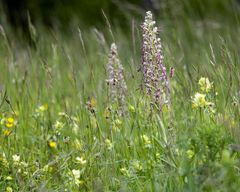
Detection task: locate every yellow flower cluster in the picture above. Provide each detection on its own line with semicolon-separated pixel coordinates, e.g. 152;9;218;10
192;77;215;113
198;77;213;93
6;117;14;128
1;116;15;136
192;92;213;109
6;186;13;192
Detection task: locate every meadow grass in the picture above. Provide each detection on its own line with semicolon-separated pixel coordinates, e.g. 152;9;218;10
0;7;240;192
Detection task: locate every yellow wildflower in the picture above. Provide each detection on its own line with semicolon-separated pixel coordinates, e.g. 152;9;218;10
6;187;13;192
6;123;13;128
5;176;13;181
48;141;57;149
6;117;14;128
7;117;14;124
192;92;208;108
198;77;213;93
3;130;11;136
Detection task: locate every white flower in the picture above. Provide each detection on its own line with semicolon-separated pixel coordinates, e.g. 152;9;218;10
76;157;87;165
54;121;64;129
12;154;20;163
72;169;80;180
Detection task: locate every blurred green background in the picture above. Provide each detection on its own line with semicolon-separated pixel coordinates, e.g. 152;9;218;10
1;0;239;28
0;0;239;46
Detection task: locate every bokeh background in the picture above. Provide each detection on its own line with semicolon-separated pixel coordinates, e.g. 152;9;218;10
0;0;239;41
